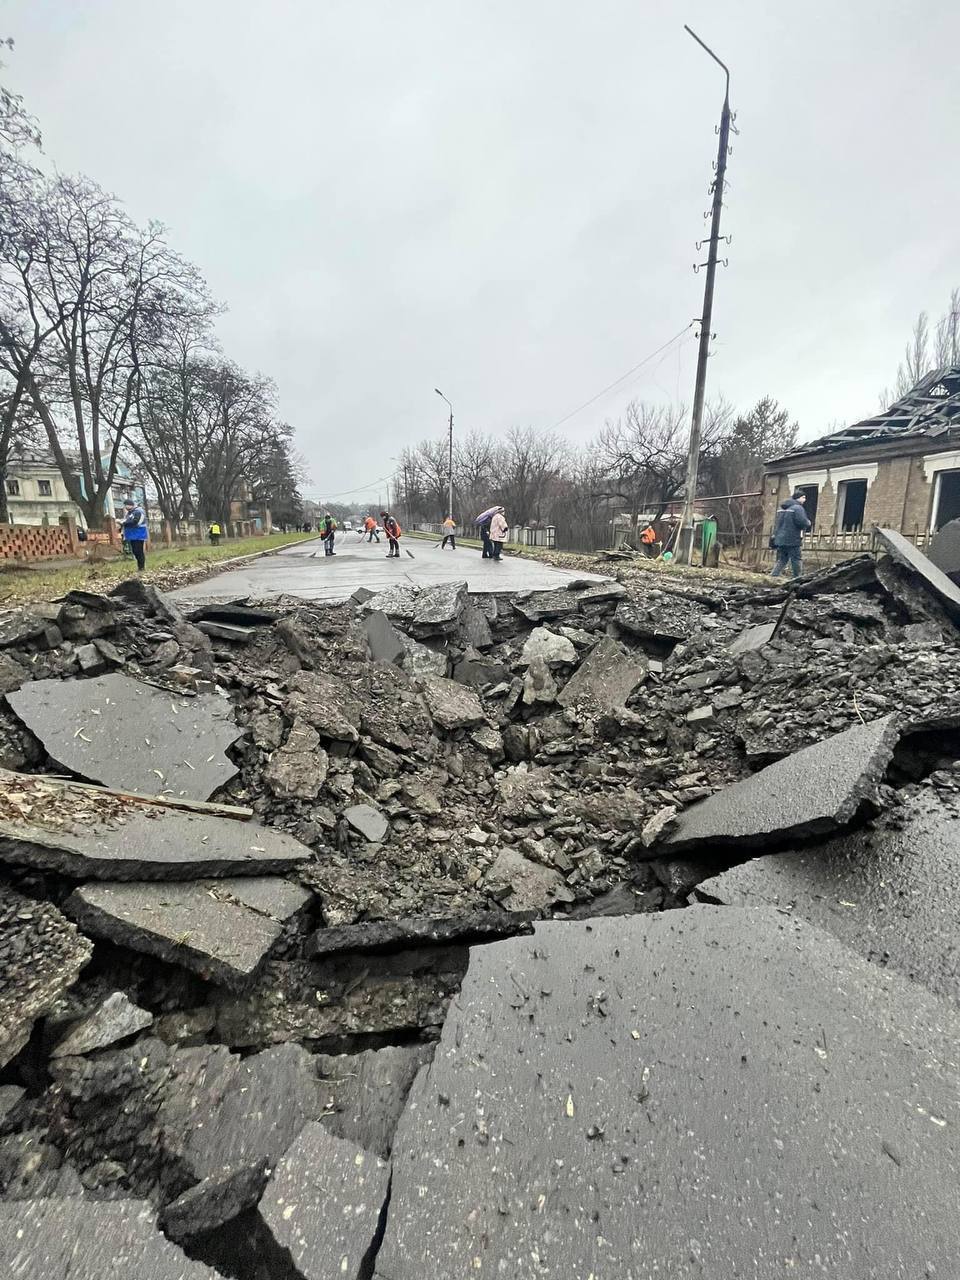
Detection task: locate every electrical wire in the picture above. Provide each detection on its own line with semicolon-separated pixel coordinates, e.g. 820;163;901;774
303;471;395;501
545;322;696;431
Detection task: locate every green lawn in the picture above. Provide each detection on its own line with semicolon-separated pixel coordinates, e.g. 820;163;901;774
0;531;317;604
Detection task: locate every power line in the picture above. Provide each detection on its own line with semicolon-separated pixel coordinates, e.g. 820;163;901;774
304;471;395;501
545;322;696;431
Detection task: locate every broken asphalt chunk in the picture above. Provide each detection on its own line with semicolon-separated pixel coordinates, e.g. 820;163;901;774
0;771;312;879
159;1160;270;1246
377;909;960;1279
483;846;573;912
0;1199;223;1280
50;990;153;1058
307;909;530;959
257;1123;390;1280
660;713;899;856
314;1043;434;1158
421;675;485;729
364;609;406;665
519;626;577;666
343;802;389;843
6;673;241;801
0;885;92;1068
65;877;312;990
697;785;960;1008
557;636;646;712
727;620;777;655
875;526;960;624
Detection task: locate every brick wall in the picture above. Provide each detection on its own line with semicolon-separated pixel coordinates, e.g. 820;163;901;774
763;453;938;537
0;521;79;561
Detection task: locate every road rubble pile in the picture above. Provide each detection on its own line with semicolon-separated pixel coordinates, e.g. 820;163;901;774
2;531;960;1276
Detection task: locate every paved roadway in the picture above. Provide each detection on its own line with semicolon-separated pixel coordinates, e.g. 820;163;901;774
171;533;608;604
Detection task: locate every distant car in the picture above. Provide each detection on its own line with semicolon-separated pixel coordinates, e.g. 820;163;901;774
344;521;353;531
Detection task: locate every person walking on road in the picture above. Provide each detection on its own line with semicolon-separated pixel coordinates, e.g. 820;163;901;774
320;512;338;556
120;497;148;573
770;490;811;579
489;508;509;561
381;510;401;558
440;515;457;549
362;514;379;542
476;505;502;559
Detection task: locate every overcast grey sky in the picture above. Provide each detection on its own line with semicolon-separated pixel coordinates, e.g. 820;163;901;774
5;1;959;504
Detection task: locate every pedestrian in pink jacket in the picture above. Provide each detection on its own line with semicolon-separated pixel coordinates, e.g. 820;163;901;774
489;510;508;561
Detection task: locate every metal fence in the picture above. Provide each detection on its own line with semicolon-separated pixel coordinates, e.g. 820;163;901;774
739;526;932;570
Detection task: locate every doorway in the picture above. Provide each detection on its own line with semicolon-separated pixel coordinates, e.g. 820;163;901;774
836;479;867;531
933;470;960;531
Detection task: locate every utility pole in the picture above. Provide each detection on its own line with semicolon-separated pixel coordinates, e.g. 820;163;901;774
676;25;733;565
434;388;454;520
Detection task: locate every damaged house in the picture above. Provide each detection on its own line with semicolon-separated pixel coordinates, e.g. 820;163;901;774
763;365;960;554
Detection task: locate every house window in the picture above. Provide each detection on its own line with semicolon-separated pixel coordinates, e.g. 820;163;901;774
37;480;52;496
836;479;867;531
796;484;819;528
933;469;960;531
5;479;19;496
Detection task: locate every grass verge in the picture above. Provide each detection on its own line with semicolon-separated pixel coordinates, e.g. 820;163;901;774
0;531;318;605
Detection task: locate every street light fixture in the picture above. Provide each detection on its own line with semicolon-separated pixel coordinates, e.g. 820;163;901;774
434;388;454;523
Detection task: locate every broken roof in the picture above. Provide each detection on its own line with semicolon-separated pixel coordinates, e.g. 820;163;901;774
768;365;960;464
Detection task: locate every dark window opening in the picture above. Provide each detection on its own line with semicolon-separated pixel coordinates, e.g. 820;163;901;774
796;484;819;528
837;479;867;531
37;480;52;496
5;479;19;496
933;469;960;531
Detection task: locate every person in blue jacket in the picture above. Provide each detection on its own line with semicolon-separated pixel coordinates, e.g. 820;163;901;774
770;491;811;579
120;497;148;572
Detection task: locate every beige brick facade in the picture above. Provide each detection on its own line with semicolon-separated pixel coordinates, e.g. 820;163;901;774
763;442;959;539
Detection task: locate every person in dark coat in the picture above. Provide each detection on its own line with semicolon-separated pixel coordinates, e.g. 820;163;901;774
770;491;811;578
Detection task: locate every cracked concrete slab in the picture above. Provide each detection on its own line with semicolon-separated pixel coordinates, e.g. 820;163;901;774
0;886;92;1068
257;1122;390;1280
0;773;312;879
66;877;312;989
6;674;241;801
697;786;960;1007
376;908;960;1278
0;1199;223;1280
660;713;899;856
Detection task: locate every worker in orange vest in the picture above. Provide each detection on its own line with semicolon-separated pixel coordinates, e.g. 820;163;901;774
639;523;658;558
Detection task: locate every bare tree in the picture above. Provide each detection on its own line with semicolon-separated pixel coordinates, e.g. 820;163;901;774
2;175;208;527
597;399;733;531
490;426;567;526
127;304;219;529
194;362;279;525
705;396;797;539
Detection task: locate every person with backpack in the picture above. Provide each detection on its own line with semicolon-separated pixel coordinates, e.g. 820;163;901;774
381;510;401;558
320;512;338;556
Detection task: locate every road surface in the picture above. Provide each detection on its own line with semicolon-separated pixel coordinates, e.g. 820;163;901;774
171;533;608;604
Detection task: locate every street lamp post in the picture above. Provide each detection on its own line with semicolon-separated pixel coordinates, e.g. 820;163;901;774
434;388;454;523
